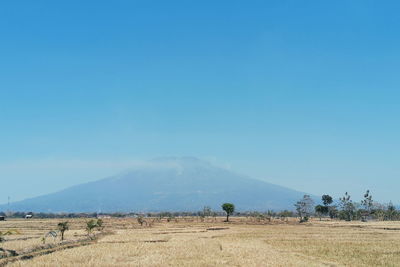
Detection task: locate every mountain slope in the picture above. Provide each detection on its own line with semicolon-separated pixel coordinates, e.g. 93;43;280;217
2;157;312;212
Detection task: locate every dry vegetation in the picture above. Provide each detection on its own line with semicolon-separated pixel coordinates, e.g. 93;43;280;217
2;217;400;266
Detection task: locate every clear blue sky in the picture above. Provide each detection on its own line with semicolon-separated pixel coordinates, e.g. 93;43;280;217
1;0;399;204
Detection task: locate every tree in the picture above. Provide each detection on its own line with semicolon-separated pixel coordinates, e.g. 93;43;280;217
339;192;355;221
222;203;235;222
322;194;337;219
199;206;212;222
328;206;338;219
57;221;69;241
86;219;102;239
361;190;373;221
387;202;397;221
202;206;212;217
322;195;333;206
315;205;328;221
372;202;386;221
294;195;314;222
315;194;333;220
96;219;104;231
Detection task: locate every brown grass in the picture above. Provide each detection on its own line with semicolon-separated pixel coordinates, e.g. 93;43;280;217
2;217;400;266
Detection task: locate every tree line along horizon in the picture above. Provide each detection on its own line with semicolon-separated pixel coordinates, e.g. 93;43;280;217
1;190;399;222
222;189;397;222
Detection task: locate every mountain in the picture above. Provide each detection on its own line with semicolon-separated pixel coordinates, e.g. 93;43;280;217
1;157;312;213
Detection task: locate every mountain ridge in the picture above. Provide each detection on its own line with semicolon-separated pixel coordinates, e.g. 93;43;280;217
1;157;313;212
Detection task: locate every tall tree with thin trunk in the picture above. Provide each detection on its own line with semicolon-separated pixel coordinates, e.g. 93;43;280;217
57;221;69;241
222;203;235;222
361;190;373;221
339;192;355;221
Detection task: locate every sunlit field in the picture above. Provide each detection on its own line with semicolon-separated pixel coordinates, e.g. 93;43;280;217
2;217;400;266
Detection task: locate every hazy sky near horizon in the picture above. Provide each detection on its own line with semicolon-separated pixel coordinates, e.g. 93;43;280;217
1;0;400;204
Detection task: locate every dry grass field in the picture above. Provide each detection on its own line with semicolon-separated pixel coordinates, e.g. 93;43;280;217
2;217;400;266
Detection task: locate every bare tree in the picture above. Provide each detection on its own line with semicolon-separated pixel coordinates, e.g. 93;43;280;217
361;190;373;221
386;202;397;221
294;195;314;222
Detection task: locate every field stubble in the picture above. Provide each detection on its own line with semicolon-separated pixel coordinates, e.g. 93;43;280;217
1;217;400;266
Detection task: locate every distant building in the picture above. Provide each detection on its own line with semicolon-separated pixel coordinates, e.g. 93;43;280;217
0;216;5;221
97;215;111;219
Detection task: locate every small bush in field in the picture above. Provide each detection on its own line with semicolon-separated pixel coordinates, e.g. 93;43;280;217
137;216;145;226
86;219;103;239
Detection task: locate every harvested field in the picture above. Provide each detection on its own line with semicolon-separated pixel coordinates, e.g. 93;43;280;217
2;217;400;266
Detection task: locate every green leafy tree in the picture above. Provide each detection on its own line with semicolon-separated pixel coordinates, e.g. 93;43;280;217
328;206;338;219
222;203;235;222
313;194;333;221
96;219;104;230
322;195;333;206
57;221;69;241
86;219;103;239
321;194;339;219
86;220;102;237
315;205;328;220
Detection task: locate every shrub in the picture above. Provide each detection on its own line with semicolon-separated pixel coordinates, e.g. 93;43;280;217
86;219;103;239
